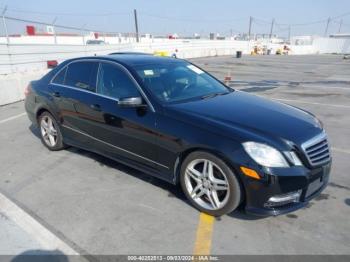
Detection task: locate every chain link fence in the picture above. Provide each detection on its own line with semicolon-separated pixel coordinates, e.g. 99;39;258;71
0;15;138;45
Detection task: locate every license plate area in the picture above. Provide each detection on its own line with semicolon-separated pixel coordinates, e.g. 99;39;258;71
305;176;324;199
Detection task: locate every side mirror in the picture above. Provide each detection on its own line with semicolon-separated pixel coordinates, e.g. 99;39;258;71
118;97;145;107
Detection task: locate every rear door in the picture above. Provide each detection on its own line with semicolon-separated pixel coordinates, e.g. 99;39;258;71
49;60;100;147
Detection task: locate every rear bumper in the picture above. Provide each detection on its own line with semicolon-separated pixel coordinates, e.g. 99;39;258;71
24;95;39;126
242;162;331;216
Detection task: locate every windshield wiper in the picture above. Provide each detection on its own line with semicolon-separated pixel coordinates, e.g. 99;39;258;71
201;91;230;100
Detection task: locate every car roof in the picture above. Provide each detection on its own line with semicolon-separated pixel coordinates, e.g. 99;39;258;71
108;51;151;55
67;54;185;67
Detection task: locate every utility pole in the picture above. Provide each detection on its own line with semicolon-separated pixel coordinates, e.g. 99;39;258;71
269;18;275;39
338;19;343;33
324;17;331;37
134;9;139;43
1;5;9;44
248;16;252;40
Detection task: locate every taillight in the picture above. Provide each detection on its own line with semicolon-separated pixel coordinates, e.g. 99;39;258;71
24;83;32;97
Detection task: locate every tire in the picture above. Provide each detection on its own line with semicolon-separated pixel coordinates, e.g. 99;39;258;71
180;151;241;216
38;111;65;151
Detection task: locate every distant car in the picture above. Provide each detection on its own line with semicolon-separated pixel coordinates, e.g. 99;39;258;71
86;40;106;45
24;54;331;216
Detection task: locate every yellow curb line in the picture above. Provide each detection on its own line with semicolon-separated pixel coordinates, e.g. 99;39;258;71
193;212;215;255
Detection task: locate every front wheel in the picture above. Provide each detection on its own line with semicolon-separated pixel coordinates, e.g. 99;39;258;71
180;151;241;216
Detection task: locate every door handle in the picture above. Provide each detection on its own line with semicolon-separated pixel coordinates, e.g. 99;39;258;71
52;92;60;97
90;104;101;111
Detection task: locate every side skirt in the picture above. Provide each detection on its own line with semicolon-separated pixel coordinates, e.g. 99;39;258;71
63;137;176;185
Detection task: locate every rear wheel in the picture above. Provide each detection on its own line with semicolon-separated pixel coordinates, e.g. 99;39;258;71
180;151;241;216
38;112;65;151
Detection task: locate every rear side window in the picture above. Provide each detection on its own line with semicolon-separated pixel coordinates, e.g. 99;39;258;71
65;61;98;92
52;67;67;85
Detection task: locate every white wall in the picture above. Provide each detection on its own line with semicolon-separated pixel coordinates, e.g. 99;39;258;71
313;38;350;54
0;40;255;75
0;43;133;75
0;37;349;106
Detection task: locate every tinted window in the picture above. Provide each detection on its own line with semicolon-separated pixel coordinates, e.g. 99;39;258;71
52;67;67;85
134;62;230;103
65;61;98;92
97;62;139;99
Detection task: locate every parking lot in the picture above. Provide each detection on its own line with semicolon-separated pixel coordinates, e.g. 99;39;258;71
0;54;350;256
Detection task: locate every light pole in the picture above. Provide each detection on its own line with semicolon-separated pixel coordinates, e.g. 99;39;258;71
324;17;331;37
269;18;275;39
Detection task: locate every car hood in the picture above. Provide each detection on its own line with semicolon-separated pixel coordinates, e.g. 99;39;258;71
165;91;323;147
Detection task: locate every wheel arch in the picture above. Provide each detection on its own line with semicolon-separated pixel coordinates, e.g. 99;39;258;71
35;106;57;124
174;147;244;185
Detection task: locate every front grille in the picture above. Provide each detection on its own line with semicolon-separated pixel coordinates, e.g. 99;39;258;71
302;132;331;167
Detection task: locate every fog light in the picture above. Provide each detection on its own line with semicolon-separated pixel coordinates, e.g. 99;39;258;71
264;190;302;208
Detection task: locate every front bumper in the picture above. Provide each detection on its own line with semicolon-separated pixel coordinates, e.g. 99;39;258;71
242;161;331;216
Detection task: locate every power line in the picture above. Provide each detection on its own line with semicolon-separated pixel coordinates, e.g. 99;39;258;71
252;17;271;25
3;15;120;33
331;11;350;20
139;12;246;23
276;19;328;27
2;4;350;37
4;6;130;17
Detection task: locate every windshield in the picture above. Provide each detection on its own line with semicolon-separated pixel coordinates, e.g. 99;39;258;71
134;62;231;103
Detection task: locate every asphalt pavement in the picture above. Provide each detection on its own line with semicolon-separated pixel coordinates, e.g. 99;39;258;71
0;54;349;257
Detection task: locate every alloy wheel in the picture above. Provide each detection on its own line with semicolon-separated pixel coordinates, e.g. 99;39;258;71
184;159;230;210
40;115;58;147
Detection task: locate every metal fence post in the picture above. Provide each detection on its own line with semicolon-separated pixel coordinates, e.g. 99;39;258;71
52;17;57;44
1;6;9;44
81;24;86;45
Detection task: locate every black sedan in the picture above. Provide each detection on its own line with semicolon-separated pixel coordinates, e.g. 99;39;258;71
24;54;331;216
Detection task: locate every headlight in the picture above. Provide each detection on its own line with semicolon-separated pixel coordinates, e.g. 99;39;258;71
284;151;303;166
315;117;324;129
243;142;289;167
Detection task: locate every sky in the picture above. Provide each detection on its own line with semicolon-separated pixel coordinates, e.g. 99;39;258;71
0;0;350;37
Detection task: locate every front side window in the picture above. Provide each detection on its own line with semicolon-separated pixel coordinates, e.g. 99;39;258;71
135;62;230;103
65;61;98;92
97;62;140;99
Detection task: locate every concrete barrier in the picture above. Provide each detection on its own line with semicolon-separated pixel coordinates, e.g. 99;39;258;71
1;70;48;105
